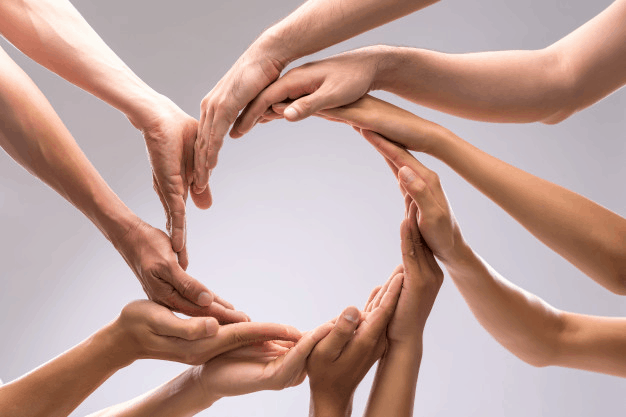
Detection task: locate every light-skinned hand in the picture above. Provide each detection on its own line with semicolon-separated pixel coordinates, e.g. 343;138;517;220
112;219;246;322
110;300;301;367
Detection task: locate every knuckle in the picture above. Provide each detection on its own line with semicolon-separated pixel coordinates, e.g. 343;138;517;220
424;170;440;186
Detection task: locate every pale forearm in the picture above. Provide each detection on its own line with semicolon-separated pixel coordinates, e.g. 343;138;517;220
376;0;626;123
364;343;422;417
430;131;626;294
0;46;139;245
90;368;214;417
0;325;129;417
260;0;438;64
444;244;564;367
0;0;164;128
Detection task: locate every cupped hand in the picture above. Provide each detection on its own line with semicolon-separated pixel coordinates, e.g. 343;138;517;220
128;96;212;264
231;46;389;137
362;129;465;263
193;42;288;196
307;275;403;411
113;219;247;323
195;322;333;401
111;300;302;367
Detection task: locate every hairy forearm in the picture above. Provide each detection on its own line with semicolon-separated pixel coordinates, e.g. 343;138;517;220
89;368;214;417
0;0;164;128
376;0;626;124
261;0;439;64
430;131;626;294
364;343;422;417
444;244;565;367
0;324;129;417
0;46;139;245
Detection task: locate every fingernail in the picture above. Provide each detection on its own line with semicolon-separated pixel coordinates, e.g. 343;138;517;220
398;166;417;184
343;313;357;323
205;319;218;336
197;292;212;306
284;107;298;120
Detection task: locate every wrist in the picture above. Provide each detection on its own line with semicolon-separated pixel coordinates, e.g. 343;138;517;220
440;240;479;274
252;28;294;69
370;45;402;92
309;389;352;417
94;322;137;370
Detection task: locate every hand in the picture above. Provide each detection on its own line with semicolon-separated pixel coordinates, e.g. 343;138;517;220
192;38;289;196
128;96;212;264
307;275;404;415
110;300;302;367
231;46;391;136
195;322;333;403
362;129;466;263
112;219;247;322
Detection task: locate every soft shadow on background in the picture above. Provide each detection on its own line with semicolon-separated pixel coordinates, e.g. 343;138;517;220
0;0;624;415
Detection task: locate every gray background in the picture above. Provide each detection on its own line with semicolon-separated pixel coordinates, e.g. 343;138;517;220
1;0;625;415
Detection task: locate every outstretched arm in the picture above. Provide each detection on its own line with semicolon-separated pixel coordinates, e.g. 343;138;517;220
0;0;211;256
364;189;443;417
0;300;301;417
364;131;626;377
248;0;626;127
312;95;626;294
192;0;439;196
0;45;244;321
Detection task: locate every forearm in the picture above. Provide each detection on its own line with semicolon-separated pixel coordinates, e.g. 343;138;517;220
308;393;353;417
89;368;215;417
0;0;164;128
0;46;140;246
259;0;438;64
430;131;626;294
443;244;565;367
0;324;129;417
376;0;626;123
364;343;422;417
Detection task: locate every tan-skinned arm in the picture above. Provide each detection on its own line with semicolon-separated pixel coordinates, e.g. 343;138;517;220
305;95;626;295
364;196;443;417
192;0;440;195
0;300;301;417
359;129;626;376
0;45;245;321
250;0;626;127
0;0;212;260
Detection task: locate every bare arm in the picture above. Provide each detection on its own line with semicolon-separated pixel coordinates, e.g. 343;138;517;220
247;0;626;128
313;95;626;294
193;0;439;196
0;0;211;257
0;45;245;321
363;130;626;376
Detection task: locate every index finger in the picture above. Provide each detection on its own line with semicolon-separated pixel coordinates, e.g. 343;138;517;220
356;274;403;340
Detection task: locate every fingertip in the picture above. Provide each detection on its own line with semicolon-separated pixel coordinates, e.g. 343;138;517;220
197;291;213;307
283;106;299;121
206;318;219;336
341;306;360;324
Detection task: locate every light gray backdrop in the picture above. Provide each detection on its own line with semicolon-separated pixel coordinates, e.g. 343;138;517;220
0;0;624;415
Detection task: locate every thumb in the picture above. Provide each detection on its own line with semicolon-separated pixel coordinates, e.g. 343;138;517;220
283;86;339;122
310;306;360;361
217;322;303;352
169;267;214;307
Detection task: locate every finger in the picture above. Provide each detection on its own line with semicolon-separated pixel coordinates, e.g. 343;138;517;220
401;202;427;269
358;274;404;339
364;286;382;310
152;172;172;234
312;306;360;362
177;245;189;271
193;105;214;194
167;267;213;308
282;84;342;122
190;184;213;210
361;129;430;181
372;275;394;310
231;73;310;136
207;302;250;324
218;322;303;352
163;189;187;254
152;308;219;339
397;166;441;222
206;111;232;171
213;293;235;310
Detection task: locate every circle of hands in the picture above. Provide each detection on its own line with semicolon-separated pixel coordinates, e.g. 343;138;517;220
117;50;459;405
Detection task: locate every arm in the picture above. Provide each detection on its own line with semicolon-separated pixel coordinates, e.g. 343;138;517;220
312;95;626;294
364;131;626;376
0;45;244;321
192;0;439;195
364;191;443;417
306;276;404;417
90;324;333;417
0;299;301;417
0;0;211;255
245;0;626;128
